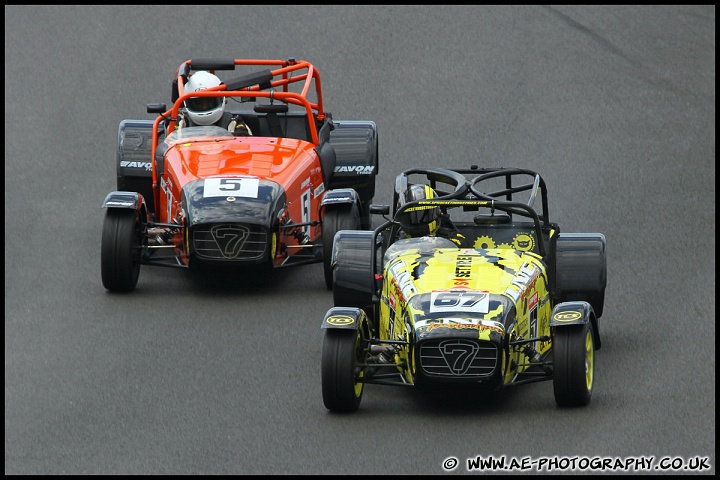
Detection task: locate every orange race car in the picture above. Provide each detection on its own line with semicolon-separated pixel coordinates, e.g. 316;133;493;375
101;58;378;292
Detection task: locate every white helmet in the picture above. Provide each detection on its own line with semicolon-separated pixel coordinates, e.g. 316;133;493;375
183;71;225;126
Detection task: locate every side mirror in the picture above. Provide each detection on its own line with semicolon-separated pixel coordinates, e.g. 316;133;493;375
147;103;167;114
369;204;390;215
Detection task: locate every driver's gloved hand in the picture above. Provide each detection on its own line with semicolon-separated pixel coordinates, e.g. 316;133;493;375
229;115;252;136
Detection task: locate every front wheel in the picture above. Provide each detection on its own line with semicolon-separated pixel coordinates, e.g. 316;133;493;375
322;203;360;289
321;328;365;412
553;322;595;407
101;208;144;292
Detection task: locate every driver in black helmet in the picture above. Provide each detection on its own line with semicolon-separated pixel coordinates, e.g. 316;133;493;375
397;184;472;248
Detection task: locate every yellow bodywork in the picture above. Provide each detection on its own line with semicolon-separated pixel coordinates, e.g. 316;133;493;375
378;243;552;386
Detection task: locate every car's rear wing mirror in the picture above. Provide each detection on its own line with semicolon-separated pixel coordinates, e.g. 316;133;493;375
474;212;511;225
147;103;167;114
370;205;390;216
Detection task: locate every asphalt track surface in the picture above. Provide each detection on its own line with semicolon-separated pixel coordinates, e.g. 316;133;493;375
5;5;715;475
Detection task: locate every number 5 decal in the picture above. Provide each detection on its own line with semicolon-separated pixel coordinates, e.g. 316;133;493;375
219;178;242;191
301;189;311;238
203;178;259;198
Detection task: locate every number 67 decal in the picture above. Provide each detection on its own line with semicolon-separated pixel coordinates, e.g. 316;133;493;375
429;291;489;314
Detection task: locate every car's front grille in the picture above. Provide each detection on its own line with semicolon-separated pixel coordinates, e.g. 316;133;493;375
419;339;498;378
192;223;268;261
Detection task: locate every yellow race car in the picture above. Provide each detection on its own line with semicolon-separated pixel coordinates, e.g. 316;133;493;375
321;166;606;412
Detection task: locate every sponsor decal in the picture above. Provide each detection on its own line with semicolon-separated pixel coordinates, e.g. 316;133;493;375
389;262;417;300
314;183;325;198
528;292;538;310
388;311;397;339
415;199;492;208
504;262;539;302
326;315;355;326
301;189;311;238
204;177;259;199
386;293;397;336
513;232;535;252
474;235;496;249
404;204;440;213
211;225;249;259
161;177;173;220
333;165;375;175
554;310;582;322
120;161;152;171
439;339;479;375
454;255;473;278
161;176;173;193
416;318;504;333
323;196;352;203
452;254;474;286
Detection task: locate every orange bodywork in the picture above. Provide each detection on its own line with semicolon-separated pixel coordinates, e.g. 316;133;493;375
103;57;377;293
150;58;326;219
158;135;325;266
146;59;331;267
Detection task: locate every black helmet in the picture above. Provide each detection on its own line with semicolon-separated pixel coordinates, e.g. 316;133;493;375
398;184;440;237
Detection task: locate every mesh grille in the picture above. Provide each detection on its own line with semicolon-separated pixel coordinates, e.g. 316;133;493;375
419;339;498;378
192;223;268;261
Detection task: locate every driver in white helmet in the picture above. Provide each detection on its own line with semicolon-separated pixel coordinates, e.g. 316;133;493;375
179;70;252;136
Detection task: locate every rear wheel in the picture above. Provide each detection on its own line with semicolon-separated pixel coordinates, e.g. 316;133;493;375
322;204;360;289
101;208;144;292
553;323;595;407
321;328;365;412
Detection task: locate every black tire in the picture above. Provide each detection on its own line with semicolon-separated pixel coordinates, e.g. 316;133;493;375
101;208;143;292
556;233;607;318
321;328;365;412
332;230;377;309
322;203;360;289
553;322;595;407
